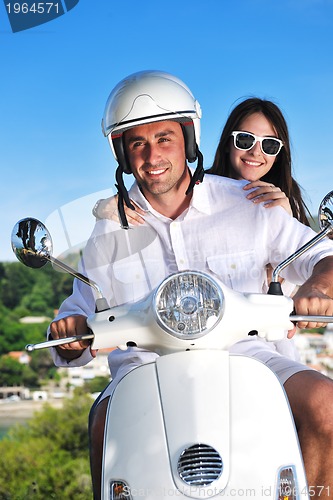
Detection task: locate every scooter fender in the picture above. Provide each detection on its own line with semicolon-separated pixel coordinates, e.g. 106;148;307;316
102;350;309;499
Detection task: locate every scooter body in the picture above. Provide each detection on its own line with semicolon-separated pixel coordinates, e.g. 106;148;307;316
81;279;310;500
101;349;308;499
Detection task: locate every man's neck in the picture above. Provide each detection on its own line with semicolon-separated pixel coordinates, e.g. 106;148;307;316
141;170;192;220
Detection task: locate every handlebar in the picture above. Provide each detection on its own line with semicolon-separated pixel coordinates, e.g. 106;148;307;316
290;314;333;323
25;314;333;352
26;333;94;352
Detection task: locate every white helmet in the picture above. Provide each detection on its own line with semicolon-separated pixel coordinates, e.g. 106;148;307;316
102;70;204;228
102;70;202;173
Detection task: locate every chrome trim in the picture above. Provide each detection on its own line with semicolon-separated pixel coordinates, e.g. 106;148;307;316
177;443;223;486
154;271;224;339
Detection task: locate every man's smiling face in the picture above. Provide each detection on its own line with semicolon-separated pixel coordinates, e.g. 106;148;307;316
123;120;188;199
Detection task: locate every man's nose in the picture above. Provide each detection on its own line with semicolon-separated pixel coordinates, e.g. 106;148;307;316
144;143;161;164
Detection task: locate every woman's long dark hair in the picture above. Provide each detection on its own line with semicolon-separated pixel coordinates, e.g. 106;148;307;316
207;98;310;225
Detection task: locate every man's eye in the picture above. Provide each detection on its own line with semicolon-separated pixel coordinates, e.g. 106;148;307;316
158;137;169;143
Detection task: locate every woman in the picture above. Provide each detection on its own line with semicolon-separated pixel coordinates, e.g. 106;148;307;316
207;97;310;225
94;98;310;227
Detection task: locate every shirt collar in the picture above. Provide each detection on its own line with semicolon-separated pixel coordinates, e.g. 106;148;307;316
128;182;150;211
189;179;212;215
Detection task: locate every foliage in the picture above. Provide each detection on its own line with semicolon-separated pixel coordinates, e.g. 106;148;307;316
0;392;93;499
0;261;73;317
29;348;58;381
0;262;73;356
0;356;38;387
0;264;96;499
83;376;111;394
0;356;25;386
0;310;49;356
303;327;325;334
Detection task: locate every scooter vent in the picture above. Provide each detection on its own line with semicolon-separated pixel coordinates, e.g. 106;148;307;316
177;443;223;486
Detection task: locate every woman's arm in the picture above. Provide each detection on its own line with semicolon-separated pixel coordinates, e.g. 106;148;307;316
94;196;146;225
244;180;292;215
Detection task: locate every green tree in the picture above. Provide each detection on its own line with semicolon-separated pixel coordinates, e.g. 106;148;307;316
0;261;74;318
21;278;55;317
29;349;57;381
0;355;39;388
0;392;93;499
0;263;35;310
0;310;48;356
0;356;24;386
21;363;39;387
83;376;110;394
0;263;5;281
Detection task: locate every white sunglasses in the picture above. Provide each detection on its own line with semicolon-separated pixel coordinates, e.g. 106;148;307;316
231;131;284;157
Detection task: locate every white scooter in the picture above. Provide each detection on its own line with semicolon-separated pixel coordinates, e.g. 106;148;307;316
11;192;333;500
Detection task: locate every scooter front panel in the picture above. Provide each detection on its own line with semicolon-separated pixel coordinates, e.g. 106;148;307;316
156;350;230;497
102;353;309;499
102;362;177;499
227;354;308;499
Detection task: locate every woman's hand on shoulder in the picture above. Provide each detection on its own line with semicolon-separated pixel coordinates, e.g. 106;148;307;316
243;181;292;216
95;195;146;226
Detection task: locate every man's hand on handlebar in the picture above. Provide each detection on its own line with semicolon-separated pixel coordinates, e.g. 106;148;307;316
49;314;97;360
287;256;333;338
288;289;333;337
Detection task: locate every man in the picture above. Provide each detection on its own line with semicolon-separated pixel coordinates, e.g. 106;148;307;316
49;71;333;499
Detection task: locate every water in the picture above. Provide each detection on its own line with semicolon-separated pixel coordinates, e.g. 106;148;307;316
0;426;9;439
0;414;29;440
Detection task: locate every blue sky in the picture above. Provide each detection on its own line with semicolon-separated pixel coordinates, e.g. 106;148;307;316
1;0;333;261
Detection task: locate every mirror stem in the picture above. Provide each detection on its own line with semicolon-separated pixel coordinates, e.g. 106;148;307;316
46;256;110;312
44;255;103;298
272;225;333;283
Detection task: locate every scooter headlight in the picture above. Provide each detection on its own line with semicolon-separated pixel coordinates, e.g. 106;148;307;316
154;271;224;339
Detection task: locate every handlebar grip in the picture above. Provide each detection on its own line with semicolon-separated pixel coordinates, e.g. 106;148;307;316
26;332;94;352
290;314;333;323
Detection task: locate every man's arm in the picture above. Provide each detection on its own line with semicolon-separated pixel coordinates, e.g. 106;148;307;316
292;255;333;331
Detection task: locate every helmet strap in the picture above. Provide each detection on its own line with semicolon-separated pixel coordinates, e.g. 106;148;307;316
185;146;205;195
180;120;197;163
115;165;135;229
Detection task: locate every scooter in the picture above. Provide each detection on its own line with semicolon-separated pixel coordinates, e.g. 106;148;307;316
11;191;333;500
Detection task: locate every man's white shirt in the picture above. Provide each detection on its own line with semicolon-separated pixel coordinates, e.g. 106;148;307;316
50;174;333;369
